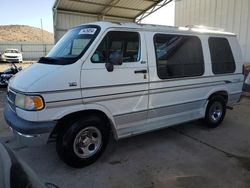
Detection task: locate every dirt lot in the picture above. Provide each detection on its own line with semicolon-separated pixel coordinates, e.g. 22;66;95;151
0;61;33;72
0;89;250;188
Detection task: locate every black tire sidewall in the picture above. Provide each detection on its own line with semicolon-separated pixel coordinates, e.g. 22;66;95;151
205;96;226;128
56;116;109;168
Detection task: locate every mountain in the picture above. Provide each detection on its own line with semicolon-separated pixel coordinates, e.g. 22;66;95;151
0;25;54;43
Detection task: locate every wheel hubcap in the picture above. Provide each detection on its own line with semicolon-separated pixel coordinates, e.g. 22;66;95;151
73;127;102;159
209;102;223;122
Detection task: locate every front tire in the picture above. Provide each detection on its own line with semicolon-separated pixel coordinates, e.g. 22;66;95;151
204;95;226;128
56;115;109;168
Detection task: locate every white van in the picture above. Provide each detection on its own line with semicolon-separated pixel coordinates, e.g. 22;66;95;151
4;22;244;167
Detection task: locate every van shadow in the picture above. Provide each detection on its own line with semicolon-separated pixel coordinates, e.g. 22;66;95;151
100;119;208;163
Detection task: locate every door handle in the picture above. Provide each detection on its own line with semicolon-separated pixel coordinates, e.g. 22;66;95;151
134;69;147;74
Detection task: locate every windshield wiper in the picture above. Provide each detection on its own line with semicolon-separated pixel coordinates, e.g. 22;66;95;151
38;56;78;65
39;57;57;63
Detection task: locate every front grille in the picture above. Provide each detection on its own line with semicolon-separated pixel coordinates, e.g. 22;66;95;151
8;89;15;102
7;89;16;112
6;56;17;58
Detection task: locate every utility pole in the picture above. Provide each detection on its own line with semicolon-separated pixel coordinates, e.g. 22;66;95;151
40;19;45;56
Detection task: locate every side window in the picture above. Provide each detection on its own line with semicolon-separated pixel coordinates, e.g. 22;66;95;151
91;31;140;63
91;36;107;63
208;37;236;74
154;34;204;79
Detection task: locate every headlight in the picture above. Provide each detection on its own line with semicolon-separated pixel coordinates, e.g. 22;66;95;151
15;93;44;111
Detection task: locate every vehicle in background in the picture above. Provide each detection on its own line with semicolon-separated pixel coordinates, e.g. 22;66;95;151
243;64;250;91
0;49;23;63
4;22;244;168
245;73;250;85
0;142;59;188
0;61;22;87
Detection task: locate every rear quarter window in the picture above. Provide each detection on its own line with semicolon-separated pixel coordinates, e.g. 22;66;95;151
208;37;236;74
154;34;204;79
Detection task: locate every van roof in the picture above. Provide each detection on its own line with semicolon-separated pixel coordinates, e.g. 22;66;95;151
77;21;236;37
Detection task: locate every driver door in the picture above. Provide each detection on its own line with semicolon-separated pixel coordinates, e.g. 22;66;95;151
81;30;149;131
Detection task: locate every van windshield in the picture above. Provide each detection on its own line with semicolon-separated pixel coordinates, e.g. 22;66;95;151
39;25;100;65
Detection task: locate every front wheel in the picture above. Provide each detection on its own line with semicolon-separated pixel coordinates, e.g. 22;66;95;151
204;96;226;128
56;116;109;168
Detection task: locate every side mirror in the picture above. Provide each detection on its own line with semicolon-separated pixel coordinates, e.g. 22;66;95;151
105;51;122;72
105;62;114;72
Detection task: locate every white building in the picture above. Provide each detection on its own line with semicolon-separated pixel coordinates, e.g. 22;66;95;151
175;0;250;63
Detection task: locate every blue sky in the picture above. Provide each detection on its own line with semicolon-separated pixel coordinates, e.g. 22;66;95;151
0;0;55;32
0;0;174;33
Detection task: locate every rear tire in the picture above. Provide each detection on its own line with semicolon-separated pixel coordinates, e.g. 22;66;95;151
204;95;226;128
56;115;109;168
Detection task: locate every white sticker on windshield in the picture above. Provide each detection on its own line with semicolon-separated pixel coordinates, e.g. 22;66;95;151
78;28;97;35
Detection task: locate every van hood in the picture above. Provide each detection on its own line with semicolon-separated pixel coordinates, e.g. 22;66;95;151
9;63;62;92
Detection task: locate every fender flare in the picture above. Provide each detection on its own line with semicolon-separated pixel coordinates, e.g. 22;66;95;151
52;103;118;138
203;86;229;115
204;86;229;100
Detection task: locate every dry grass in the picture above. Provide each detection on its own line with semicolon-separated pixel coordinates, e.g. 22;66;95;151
0;25;54;43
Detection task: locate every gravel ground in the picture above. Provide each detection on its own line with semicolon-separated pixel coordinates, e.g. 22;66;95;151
0;61;34;72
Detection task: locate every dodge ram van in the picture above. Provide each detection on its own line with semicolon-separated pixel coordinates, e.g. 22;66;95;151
4;22;244;167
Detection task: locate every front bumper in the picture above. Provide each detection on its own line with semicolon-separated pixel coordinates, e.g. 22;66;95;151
4;104;57;137
0;57;22;62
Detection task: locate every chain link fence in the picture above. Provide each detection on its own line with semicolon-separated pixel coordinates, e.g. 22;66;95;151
0;42;54;61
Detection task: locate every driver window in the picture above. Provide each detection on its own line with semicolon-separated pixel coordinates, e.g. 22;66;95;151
91;36;107;63
91;31;140;63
